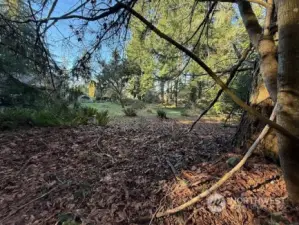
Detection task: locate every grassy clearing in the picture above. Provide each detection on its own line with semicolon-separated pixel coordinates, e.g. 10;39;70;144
82;102;240;126
82;102;187;119
81;102;124;117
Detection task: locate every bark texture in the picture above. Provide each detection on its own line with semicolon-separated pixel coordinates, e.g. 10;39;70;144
233;67;278;162
237;1;262;48
234;1;279;161
276;0;299;202
238;1;278;102
259;37;278;102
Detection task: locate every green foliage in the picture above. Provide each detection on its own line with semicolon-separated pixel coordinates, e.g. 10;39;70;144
0;102;110;130
156;109;167;119
127;99;146;110
146;108;153;114
226;157;241;168
123;107;137;117
0;107;63;130
0;108;33;130
73;107;109;126
81;107;98;117
180;110;190;117
125;0;252;113
95;110;109;126
96;49;141;106
57;213;81;225
142;90;160;103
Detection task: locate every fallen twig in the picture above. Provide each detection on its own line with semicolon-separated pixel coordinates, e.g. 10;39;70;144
166;160;178;182
136;104;277;222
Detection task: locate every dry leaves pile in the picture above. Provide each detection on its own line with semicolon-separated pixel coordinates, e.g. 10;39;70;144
0;118;298;224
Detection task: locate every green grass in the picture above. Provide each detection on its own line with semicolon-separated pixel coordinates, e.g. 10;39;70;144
81;102;124;117
81;102;239;125
82;102;187;119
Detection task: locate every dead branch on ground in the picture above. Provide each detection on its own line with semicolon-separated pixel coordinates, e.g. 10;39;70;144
135;104;277;222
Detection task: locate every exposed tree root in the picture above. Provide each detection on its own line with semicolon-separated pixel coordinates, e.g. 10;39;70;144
135;105;277;223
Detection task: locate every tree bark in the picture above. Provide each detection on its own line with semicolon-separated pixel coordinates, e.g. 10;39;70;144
159;80;165;103
233;67;278;162
238;1;278;102
276;0;299;202
234;1;279;161
174;79;178;107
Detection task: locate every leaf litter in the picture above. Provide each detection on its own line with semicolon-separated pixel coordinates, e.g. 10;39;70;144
0;118;299;224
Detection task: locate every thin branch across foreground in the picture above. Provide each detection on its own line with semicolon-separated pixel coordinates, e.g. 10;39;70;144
189;45;253;131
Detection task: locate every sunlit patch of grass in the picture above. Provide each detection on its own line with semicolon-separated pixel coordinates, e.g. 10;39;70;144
82;102;123;116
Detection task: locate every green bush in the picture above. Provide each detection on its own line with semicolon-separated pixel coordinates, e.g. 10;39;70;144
143;90;160;103
95;110;109;126
32;110;62;126
156;109;167;119
81;107;98;117
180;110;189;117
131;101;146;110
0;108;33;130
73;107;109;126
0;105;110;130
146;108;153;114
124;99;146;109
123;107;137;117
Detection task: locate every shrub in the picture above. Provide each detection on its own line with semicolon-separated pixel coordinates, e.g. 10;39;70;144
73;107;109;126
81;107;98;117
156;109;167;119
95;110;109;126
143;90;160;103
123;107;137;117
0;105;110;130
131;100;146;110
180;110;189;117
0;108;33;130
146;108;153;114
32;110;62;126
123;99;146;109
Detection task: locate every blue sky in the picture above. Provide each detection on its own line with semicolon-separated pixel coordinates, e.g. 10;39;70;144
44;0;113;69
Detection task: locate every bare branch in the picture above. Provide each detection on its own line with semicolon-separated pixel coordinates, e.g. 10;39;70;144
153;104;278;218
197;0;270;8
189;45;253;131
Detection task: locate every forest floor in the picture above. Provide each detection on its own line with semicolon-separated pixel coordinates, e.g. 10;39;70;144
1;118;299;225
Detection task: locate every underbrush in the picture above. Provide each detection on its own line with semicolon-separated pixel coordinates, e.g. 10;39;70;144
156;109;167;119
123;107;137;117
0;104;109;130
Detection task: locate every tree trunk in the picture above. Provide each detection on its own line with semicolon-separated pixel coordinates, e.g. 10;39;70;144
238;1;278;102
118;95;125;108
159;80;165;103
233;68;278;162
276;0;299;202
234;1;279;162
174;79;178;107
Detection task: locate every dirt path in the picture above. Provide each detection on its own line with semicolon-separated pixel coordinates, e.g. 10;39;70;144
0;119;298;224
